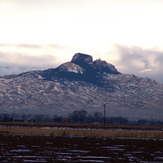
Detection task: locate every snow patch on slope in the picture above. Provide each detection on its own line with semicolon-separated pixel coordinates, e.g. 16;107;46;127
58;62;84;74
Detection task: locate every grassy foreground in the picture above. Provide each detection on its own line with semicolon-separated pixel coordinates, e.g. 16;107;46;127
0;122;163;139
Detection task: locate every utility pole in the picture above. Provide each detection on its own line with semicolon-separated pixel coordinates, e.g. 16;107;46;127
103;104;106;126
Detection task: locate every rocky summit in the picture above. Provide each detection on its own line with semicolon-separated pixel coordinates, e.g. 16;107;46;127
0;53;163;120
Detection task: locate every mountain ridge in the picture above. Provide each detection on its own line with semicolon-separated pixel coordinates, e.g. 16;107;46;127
0;53;162;120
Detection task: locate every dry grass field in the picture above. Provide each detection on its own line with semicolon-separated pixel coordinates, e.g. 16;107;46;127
0;122;163;162
0;122;163;139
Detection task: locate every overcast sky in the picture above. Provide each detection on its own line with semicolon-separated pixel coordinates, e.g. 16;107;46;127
0;0;163;83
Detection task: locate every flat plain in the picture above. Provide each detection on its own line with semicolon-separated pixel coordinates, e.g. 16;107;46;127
0;122;163;162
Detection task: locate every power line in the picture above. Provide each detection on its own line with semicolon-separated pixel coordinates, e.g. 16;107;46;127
103;104;106;126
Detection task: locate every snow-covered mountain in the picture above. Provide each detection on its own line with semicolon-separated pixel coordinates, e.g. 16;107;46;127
0;53;163;120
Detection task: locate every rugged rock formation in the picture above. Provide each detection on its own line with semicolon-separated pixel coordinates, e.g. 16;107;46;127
71;53;93;64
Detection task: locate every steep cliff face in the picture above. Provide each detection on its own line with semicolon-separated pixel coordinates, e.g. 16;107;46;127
71;53;93;64
70;53;120;75
0;53;163;120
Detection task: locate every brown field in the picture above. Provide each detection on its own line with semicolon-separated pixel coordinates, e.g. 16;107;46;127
0;135;163;162
0;122;163;139
0;122;163;162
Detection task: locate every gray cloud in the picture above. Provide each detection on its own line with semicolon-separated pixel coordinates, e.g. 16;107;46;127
0;52;59;76
0;64;32;76
114;45;163;83
0;62;56;76
0;51;57;65
0;43;68;49
0;44;41;48
0;43;71;76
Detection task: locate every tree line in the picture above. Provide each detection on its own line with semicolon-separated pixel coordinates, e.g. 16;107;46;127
0;110;162;125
